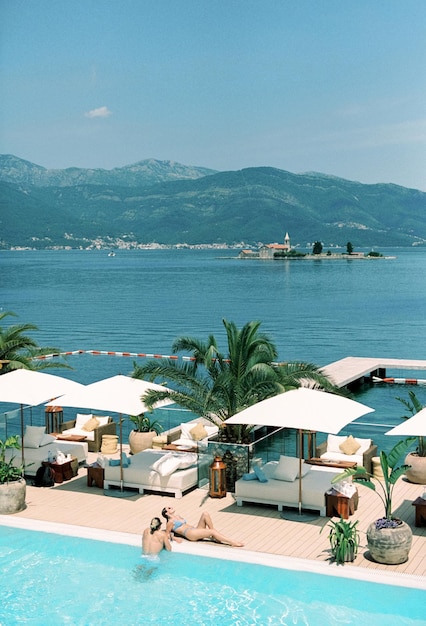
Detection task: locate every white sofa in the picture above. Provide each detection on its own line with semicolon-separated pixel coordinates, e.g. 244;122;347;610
4;426;88;476
315;434;377;474
234;457;342;516
104;449;210;498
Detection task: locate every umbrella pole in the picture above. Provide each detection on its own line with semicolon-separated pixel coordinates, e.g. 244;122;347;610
119;414;123;491
298;429;303;515
20;404;25;468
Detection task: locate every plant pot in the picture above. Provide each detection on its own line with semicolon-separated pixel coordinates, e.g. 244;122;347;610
0;478;26;514
129;430;157;454
404;453;426;484
366;519;412;565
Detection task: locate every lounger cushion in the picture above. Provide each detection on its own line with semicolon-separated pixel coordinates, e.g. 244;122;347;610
339;435;361;455
24;426;46;448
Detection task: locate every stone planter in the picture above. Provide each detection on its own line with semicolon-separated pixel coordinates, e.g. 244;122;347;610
0;478;26;514
129;430;157;455
367;519;412;565
404;453;426;484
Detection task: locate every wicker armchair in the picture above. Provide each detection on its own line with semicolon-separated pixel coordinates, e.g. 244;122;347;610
315;437;377;474
60;416;117;453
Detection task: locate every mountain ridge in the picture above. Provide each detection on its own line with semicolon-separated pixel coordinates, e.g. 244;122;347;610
1;155;425;249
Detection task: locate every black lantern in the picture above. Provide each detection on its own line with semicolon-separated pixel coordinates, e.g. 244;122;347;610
44;405;64;434
209;455;227;498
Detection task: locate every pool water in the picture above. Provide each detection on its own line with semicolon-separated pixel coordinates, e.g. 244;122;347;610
0;526;425;625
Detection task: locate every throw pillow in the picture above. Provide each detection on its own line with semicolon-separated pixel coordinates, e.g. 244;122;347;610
190;423;208;441
253;464;268;483
82;416;100;432
339;435;361;455
273;455;299;482
151;453;181;477
180;422;196;440
39;433;56;446
242;472;258;480
326;434;347;454
24;425;46;448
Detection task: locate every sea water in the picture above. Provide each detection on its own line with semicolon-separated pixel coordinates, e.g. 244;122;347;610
0;525;424;626
1;247;426;450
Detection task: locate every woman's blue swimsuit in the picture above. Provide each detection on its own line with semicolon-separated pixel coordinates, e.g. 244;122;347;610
173;519;189;537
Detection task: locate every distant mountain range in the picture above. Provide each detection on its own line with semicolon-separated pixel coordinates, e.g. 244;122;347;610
1;154;425;249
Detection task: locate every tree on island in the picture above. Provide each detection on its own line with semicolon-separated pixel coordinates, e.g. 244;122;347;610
312;241;323;255
132;319;340;443
346;241;354;254
0;311;70;374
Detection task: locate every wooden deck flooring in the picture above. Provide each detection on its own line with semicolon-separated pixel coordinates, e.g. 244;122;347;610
4;452;426;584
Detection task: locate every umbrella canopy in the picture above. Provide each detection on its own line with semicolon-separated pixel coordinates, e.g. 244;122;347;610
0;369;84;407
385;407;426;437
224;387;374;516
46;374;173;415
0;369;85;464
224;387;374;432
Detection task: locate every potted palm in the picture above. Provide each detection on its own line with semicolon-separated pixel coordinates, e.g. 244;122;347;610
0;436;26;514
332;438;415;565
128;413;163;454
321;517;360;565
396;390;426;484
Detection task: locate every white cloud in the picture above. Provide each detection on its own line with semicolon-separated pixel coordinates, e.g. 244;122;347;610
84;106;112;119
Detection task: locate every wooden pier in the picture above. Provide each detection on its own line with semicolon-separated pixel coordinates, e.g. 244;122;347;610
321;356;426;389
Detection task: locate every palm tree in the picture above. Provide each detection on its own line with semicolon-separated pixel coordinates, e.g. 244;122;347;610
132;319;340;442
0;311;70;374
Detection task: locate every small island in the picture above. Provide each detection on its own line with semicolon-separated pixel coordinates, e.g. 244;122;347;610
238;233;385;260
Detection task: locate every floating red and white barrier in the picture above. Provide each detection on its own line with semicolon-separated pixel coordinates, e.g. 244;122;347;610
33;349;238;363
372;376;426;386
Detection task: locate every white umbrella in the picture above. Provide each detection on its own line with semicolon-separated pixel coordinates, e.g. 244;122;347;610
385;407;426;437
0;369;84;464
47;375;174;493
225;387;374;515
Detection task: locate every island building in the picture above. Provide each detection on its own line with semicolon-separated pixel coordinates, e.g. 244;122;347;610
239;232;291;259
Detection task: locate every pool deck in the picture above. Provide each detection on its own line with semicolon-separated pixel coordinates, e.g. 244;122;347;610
3;449;426;587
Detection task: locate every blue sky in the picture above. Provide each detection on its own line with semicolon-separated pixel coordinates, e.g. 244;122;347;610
1;1;425;190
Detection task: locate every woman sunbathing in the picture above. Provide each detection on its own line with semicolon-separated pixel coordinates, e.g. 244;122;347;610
161;506;244;547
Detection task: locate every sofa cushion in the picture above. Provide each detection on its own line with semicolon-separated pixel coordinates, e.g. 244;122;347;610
75;413;93;428
24;425;46;448
339;435;361;455
82;416;100;432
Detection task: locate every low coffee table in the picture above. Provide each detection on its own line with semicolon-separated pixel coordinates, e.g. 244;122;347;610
52;432;87;442
162;444;198;453
306;458;357;470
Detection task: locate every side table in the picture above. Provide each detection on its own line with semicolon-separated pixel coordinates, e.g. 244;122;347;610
325;488;359;519
42;460;73;484
87;463;105;489
412;497;426;527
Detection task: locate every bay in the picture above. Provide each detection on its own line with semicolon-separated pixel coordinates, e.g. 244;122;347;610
1;247;426;452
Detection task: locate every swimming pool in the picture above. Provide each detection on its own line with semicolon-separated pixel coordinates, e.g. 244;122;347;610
1;521;425;626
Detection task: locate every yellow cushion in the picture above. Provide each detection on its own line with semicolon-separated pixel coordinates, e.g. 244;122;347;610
190;423;208;441
82;416;100;432
101;434;118;454
339;435;361;455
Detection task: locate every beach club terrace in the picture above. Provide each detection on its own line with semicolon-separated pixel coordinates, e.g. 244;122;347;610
1;356;426;584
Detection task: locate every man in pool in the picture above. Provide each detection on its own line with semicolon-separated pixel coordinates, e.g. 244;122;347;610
161;506;244;547
142;517;172;555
